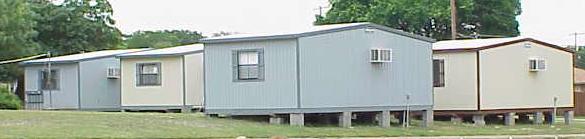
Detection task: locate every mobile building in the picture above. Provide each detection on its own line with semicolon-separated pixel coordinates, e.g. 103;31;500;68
433;37;575;125
574;68;585;116
201;23;435;127
21;49;146;111
117;44;204;113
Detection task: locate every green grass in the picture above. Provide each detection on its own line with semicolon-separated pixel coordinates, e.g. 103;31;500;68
0;110;584;138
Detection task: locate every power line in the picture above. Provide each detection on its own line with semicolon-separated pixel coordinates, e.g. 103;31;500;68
0;54;47;65
570;32;585;51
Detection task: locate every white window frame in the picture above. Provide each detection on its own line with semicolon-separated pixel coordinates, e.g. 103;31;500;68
136;63;161;86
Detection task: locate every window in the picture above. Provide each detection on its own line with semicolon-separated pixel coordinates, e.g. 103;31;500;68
370;48;392;63
40;69;59;90
433;59;445;87
137;63;161;86
233;49;264;81
529;58;546;71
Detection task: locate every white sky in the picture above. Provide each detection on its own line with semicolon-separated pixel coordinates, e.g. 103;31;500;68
110;0;585;46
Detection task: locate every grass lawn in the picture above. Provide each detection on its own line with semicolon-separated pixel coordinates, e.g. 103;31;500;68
1;110;585;138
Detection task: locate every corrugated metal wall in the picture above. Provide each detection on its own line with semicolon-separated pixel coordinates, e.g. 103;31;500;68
78;57;121;110
479;42;573;110
185;53;205;107
298;28;433;108
121;57;184;106
204;40;299;109
24;64;79;109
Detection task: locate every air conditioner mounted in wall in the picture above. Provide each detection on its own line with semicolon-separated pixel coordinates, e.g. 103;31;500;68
370;48;392;63
529;58;546;72
107;67;120;79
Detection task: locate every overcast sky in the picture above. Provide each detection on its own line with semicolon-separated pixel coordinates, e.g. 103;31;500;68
110;0;585;46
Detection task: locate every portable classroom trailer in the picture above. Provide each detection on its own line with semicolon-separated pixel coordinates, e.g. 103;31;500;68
432;37;575;125
201;23;435;127
20;49;147;111
117;44;204;112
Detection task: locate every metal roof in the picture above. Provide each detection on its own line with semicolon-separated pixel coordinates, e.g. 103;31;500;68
200;22;435;43
117;44;204;58
20;49;148;65
433;37;527;50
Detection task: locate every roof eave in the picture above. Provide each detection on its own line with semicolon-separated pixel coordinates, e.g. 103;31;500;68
201;23;436;44
117;50;204;59
433;48;479;53
20;49;151;66
199;34;299;44
433;38;574;54
20;60;79;66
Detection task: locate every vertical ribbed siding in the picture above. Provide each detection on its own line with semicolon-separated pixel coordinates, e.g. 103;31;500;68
298;28;432;108
78;57;122;109
24;64;80;109
205;39;298;109
184;53;204;107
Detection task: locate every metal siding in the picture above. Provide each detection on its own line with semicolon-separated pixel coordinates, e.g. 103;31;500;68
479;41;573;109
432;52;479;110
24;64;79;109
184;53;204;107
121;57;184;106
298;28;432;108
78;57;121;110
204;39;298;109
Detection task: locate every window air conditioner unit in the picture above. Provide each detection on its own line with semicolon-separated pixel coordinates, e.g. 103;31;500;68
107;67;120;79
370;48;392;63
529;58;546;72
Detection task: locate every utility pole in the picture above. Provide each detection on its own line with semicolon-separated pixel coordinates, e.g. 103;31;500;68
314;5;330;17
571;32;585;51
46;51;52;109
450;0;457;40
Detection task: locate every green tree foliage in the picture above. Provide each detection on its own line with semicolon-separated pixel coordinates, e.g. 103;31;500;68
0;0;38;82
125;30;204;48
470;0;521;37
0;85;22;109
576;49;585;69
316;0;521;40
30;0;122;55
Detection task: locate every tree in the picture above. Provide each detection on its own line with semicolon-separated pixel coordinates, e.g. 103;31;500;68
576;49;585;69
469;0;521;37
316;0;521;40
30;0;122;55
0;0;38;82
125;30;204;48
211;31;238;37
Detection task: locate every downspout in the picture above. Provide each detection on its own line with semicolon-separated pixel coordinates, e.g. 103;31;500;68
295;38;301;109
182;56;187;111
476;51;481;111
202;50;206;111
77;63;82;110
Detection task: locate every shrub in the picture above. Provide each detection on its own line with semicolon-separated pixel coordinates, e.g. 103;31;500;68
0;87;22;109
